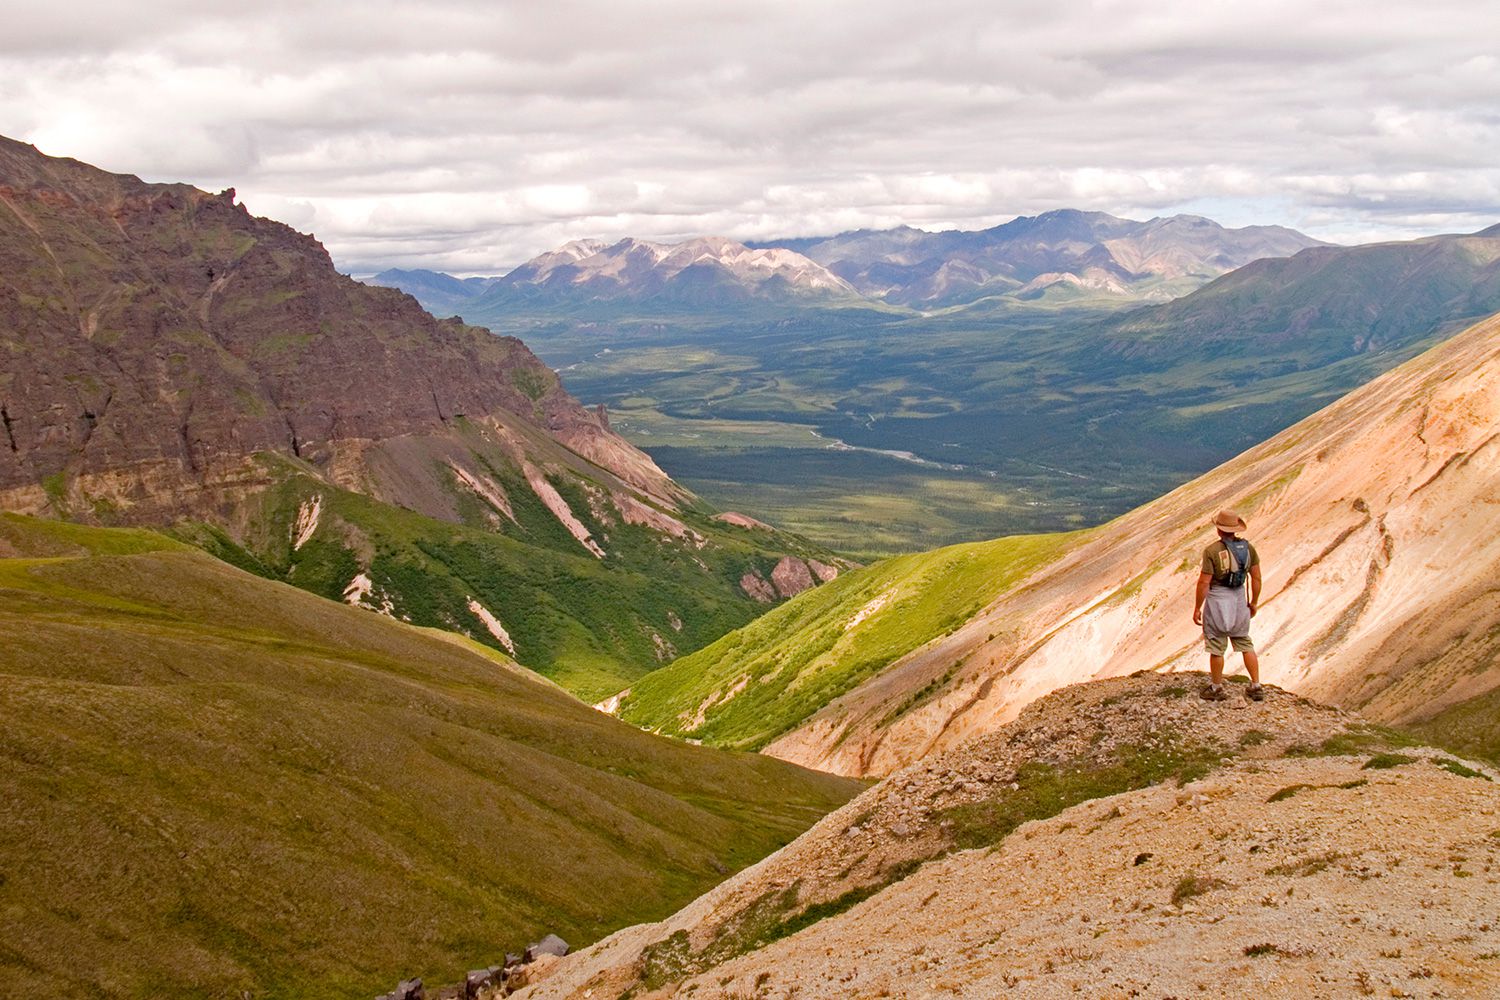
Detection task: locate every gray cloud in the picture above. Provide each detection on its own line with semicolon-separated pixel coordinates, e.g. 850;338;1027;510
2;0;1497;274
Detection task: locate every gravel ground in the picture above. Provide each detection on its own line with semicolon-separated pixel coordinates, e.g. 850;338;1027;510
515;673;1500;999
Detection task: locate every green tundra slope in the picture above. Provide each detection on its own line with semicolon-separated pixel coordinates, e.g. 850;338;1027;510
180;450;838;703
0;514;860;1000
1408;686;1500;766
615;530;1077;750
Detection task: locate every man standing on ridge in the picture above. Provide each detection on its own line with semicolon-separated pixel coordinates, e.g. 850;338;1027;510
1193;509;1265;702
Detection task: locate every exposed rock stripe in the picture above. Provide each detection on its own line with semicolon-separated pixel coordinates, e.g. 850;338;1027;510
447;461;515;522
522;461;604;558
291;495;321;551
466;598;516;656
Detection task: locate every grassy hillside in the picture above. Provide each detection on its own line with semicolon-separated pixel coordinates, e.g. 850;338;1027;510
1408;687;1500;766
0;514;860;1000
617;530;1077;749
1101;229;1500;359
177;452;836;702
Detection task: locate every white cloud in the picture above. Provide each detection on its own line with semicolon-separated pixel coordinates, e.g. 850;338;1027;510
1;0;1496;274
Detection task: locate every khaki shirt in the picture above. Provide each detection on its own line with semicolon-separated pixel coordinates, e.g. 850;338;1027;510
1201;539;1259;587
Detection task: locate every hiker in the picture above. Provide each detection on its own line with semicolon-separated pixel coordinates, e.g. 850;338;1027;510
1192;509;1265;702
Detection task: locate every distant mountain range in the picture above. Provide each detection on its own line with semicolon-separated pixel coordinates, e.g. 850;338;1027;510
510;222;1500;558
1098;222;1500;361
758;209;1326;307
370;210;1327;318
371;236;857;316
366;267;502;316
489;236;855;305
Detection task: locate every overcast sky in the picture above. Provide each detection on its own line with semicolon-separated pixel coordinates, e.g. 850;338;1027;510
2;0;1497;275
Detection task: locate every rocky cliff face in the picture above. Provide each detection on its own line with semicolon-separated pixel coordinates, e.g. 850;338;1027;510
0;135;675;520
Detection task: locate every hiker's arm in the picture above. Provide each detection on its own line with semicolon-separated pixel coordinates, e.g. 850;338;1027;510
1249;563;1263;616
1193;572;1211;625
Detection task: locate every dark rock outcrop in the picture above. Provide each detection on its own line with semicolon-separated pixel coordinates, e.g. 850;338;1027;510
374;977;423;1000
0;135;676;520
525;933;569;961
771;555;816;598
464;967;498;998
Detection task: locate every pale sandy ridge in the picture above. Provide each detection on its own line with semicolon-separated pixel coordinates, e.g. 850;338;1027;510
765;310;1500;777
614;755;1500;1000
512;673;1500;1000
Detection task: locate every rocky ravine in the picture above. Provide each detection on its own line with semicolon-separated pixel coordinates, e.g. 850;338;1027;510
762;309;1500;777
510;673;1500;1000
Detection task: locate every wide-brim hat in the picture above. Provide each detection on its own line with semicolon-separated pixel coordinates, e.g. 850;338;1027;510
1213;509;1248;532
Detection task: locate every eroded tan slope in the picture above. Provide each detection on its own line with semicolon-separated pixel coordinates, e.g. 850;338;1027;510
764;310;1500;777
513;674;1500;1000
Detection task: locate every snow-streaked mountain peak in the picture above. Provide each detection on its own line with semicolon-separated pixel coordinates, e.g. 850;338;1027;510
500;235;857;299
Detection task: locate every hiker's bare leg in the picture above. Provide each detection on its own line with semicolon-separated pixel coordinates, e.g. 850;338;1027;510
1209;654;1225;686
1242;651;1261;687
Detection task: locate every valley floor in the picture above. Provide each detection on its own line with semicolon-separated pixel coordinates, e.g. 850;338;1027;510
499;294;1466;558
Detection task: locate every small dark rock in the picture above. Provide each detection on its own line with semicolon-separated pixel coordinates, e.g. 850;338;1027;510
524;933;570;962
1133;852;1154;866
464;969;492;999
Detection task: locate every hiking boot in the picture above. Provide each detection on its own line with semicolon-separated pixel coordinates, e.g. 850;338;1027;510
1246;684;1266;702
1200;684;1229;702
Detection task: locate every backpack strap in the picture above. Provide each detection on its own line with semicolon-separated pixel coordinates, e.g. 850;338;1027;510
1226;538;1251;594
